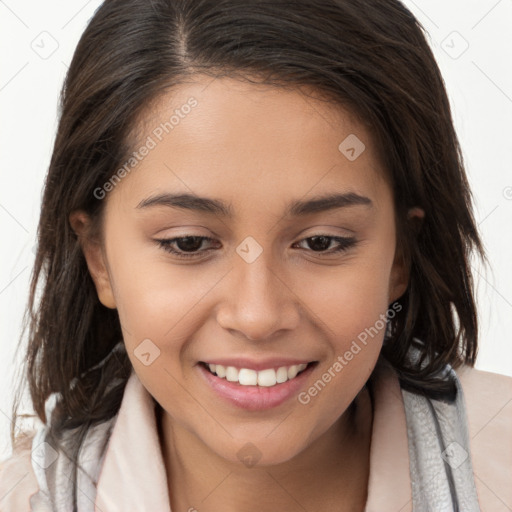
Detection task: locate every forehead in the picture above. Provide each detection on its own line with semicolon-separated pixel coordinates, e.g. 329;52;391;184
108;76;389;214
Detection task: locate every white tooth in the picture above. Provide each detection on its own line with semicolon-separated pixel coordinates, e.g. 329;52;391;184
257;369;277;387
226;366;239;382
276;367;289;383
207;362;306;385
287;365;299;379
215;364;226;378
239;368;258;386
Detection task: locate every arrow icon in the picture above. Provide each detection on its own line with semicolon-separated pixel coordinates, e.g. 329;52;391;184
441;31;469;59
338;134;365;161
236;236;263;263
134;339;161;365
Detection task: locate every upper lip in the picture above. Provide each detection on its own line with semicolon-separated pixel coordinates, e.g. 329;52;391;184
200;357;316;372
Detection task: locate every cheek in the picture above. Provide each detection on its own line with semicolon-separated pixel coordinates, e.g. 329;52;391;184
298;251;394;340
106;247;235;387
105;233;216;332
293;266;391;428
294;245;394;394
113;269;210;349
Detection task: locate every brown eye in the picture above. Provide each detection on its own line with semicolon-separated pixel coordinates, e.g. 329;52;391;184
304;235;332;251
173;236;204;252
293;235;357;254
156;236;220;258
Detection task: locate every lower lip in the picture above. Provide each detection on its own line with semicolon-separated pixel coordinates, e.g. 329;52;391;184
197;362;317;411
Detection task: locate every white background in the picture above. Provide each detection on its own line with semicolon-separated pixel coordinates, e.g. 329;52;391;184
1;0;511;461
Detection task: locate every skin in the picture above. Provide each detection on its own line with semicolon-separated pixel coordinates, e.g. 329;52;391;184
70;76;421;511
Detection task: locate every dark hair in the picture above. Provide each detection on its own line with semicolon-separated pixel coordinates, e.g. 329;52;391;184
12;0;484;508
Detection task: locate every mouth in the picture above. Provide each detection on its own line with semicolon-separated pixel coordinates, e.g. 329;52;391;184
197;360;319;411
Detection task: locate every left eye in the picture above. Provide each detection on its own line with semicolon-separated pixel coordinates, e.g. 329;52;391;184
156;234;357;259
293;235;357;254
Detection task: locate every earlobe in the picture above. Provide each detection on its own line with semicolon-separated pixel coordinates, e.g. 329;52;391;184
69;210;117;309
388;206;425;303
389;246;408;303
407;206;425;233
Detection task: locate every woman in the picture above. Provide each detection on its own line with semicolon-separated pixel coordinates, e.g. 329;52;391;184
1;0;510;510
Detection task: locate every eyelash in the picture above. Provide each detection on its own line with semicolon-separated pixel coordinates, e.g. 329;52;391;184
156;234;357;259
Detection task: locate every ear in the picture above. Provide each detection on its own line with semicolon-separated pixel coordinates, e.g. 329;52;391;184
69;210;117;309
388;207;425;303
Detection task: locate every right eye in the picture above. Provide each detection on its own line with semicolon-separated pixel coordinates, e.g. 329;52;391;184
156;236;221;259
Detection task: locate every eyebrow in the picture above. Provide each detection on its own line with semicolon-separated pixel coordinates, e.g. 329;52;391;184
136;191;372;217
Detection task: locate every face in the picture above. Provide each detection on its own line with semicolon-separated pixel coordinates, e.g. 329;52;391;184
72;76;409;467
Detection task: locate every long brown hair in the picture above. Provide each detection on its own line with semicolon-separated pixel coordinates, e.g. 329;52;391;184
12;0;484;507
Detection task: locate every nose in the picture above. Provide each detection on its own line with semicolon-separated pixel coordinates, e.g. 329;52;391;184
216;247;301;341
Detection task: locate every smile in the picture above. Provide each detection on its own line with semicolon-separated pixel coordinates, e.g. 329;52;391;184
197;360;318;411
